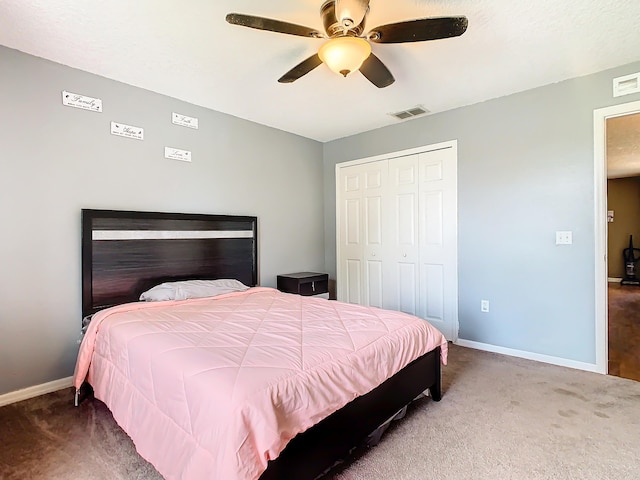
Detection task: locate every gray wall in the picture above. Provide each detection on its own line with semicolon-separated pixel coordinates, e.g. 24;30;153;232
324;61;640;365
0;46;324;395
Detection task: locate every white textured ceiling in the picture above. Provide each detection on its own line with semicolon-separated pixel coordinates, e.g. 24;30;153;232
1;0;640;142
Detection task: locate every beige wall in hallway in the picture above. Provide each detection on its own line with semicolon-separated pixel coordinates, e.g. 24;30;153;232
607;176;640;278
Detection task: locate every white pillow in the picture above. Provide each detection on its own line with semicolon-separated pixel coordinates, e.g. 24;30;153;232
139;279;249;302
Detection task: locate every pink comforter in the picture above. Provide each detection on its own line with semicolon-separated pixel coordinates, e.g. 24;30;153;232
74;287;447;480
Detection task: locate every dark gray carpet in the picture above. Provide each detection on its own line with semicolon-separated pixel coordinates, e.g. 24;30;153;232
2;344;640;479
0;385;162;480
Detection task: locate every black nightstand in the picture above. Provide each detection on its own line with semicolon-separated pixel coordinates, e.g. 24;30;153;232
277;272;329;297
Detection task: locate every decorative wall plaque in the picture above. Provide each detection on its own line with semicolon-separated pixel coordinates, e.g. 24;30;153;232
111;122;144;140
165;147;192;162
172;112;199;129
62;91;102;112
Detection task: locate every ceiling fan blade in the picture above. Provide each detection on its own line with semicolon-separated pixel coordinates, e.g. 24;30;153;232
226;13;323;38
359;53;395;88
335;0;370;28
278;54;323;83
368;16;468;44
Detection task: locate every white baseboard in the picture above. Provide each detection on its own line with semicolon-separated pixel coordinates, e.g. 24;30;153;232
0;377;73;408
608;277;622;283
454;339;604;374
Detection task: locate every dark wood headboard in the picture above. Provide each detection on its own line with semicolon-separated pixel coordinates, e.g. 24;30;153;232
81;209;258;317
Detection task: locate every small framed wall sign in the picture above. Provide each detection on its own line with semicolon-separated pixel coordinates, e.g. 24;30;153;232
165;147;192;162
62;91;102;112
111;122;144;140
172;112;199;129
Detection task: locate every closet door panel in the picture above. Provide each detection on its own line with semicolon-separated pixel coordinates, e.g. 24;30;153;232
397;262;417;315
367;260;384;308
362;162;388;306
422;191;443;246
346;198;361;245
337;161;388;306
346;259;362;304
338;165;365;303
365;196;382;246
388;155;420;312
418;148;457;339
396;193;416;246
421;263;445;323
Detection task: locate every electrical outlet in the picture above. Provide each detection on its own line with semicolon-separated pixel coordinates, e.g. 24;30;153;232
556;231;572;245
481;300;489;313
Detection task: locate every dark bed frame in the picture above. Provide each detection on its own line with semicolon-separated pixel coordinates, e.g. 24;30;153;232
81;208;442;480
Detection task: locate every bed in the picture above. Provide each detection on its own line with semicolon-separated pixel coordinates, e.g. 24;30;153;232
74;209;447;480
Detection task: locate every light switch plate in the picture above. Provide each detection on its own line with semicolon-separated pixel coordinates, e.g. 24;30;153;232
556;231;573;245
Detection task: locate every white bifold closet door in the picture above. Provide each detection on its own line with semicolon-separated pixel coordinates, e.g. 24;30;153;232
336;144;458;340
338;159;388;308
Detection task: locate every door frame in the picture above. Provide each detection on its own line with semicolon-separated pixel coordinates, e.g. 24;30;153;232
335;139;459;341
594;100;640;375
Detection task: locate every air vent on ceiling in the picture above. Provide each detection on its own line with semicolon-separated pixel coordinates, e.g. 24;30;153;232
389;106;430;121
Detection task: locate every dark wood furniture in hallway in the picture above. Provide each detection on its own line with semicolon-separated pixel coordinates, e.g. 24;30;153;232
608;282;640;382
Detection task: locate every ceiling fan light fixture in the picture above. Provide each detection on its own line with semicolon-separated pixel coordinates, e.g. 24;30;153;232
227;4;467;87
318;36;372;77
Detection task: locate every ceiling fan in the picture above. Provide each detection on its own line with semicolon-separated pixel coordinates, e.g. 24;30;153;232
226;0;468;88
